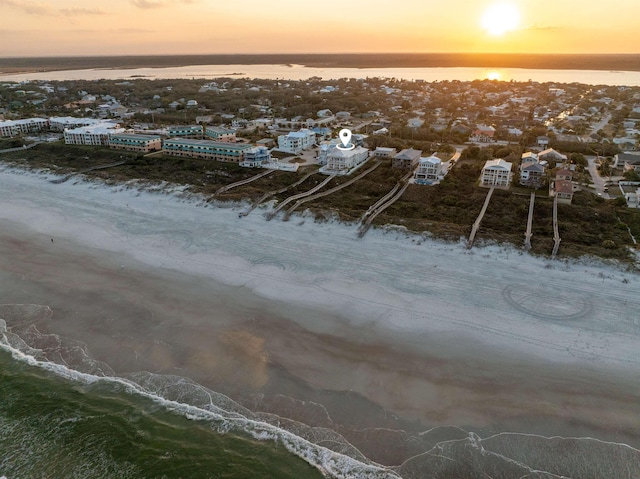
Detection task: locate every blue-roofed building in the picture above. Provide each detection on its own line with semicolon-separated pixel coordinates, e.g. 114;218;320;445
167;125;203;138
204;126;236;142
109;133;162;153
162;138;254;162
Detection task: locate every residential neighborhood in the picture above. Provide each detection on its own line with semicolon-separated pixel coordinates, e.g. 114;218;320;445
1;75;640;260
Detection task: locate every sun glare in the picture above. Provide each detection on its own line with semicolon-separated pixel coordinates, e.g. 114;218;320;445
481;3;520;36
486;71;502;81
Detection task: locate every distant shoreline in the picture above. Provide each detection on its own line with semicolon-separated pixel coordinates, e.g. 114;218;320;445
2;53;640;75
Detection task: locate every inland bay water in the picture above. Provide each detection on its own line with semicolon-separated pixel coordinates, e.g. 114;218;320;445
3;63;640;86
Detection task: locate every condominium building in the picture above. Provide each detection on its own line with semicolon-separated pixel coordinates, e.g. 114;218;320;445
162;138;254;162
0;118;49;137
204;126;236;142
49;116;102;131
109;133;162;153
167;125;203;138
64;123;125;146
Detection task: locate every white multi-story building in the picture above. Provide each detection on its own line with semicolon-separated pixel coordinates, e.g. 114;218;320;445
240;146;271;167
49;116;102;131
324;146;369;173
277;129;316;154
481;159;512;187
64;122;124;146
414;156;442;184
0;118;49;137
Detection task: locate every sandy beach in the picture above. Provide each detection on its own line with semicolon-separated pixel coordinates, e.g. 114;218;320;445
1;166;640;472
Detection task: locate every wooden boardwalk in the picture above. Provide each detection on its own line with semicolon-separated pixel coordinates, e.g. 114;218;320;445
214;168;275;196
552;195;561;257
266;174;335;221
283;161;381;221
50;160;127;184
357;170;414;238
239;171;315;217
467;187;494;248
524;192;535;250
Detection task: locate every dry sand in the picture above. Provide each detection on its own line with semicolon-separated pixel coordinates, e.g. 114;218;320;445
1;167;640;464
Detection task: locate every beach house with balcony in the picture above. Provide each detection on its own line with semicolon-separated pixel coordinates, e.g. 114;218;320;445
392;148;422;169
414;156;442;185
480;159;512;187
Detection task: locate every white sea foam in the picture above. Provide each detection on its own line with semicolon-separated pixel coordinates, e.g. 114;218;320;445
0;337;399;479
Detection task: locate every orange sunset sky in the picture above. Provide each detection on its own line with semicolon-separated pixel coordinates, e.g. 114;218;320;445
0;0;638;57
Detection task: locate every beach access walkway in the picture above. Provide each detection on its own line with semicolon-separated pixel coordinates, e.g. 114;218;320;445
0;142;42;154
467;187;495;248
282;160;382;221
214;168;275;196
49;160;127;184
552;195;561;257
524;192;535;250
239;171;315;217
357;169;414;238
266;174;336;221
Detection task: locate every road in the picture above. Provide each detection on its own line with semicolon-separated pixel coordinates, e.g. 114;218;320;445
583;113;612;141
586;155;611;198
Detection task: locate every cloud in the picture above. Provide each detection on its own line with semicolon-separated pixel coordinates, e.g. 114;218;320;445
131;0;196;8
0;0;52;15
1;0;106;16
60;7;107;16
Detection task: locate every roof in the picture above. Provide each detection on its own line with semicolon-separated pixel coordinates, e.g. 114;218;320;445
483;159;512;171
420;155;441;165
110;133;161;140
555;179;573;194
394;148;422;161
618;152;640;165
522;163;545;172
164;138;252;150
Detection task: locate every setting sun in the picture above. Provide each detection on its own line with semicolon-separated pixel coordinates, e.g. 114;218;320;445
481;2;520;36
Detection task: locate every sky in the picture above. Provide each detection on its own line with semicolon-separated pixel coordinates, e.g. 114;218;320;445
0;0;638;57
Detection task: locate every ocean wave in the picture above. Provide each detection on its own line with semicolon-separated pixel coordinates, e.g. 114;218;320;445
0;304;399;479
2;303;640;478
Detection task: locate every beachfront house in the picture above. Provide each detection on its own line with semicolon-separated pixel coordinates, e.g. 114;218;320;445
392;148;422;169
549;169;575;204
520;163;546;188
480;159;512;187
323;146;369;173
414;156;442;185
239;146;272;167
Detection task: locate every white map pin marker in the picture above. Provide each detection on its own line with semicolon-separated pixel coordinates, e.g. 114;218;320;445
339;128;352;148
